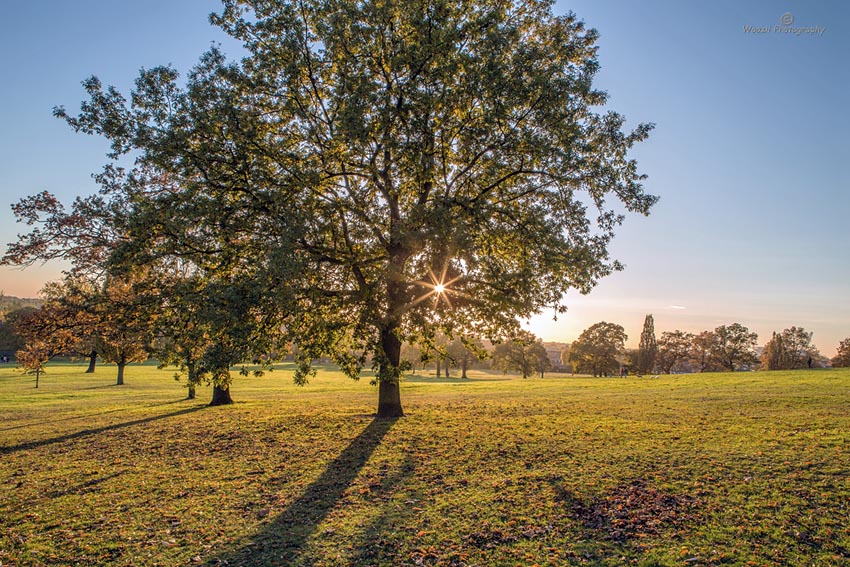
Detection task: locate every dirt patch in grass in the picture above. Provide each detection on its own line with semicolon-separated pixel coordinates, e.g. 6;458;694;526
557;479;700;543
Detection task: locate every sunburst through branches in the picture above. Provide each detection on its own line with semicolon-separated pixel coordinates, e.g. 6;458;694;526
410;262;467;311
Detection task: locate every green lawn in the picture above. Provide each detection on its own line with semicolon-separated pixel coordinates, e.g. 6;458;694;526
1;363;848;566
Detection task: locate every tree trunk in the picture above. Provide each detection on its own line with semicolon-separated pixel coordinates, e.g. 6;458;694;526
35;368;40;389
85;350;97;373
377;325;404;418
377;212;407;418
461;356;468;379
210;385;234;406
116;360;126;385
187;360;197;400
444;363;449;378
377;379;403;418
435;359;441;378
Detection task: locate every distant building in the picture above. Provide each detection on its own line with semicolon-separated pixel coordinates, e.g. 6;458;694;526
542;342;569;372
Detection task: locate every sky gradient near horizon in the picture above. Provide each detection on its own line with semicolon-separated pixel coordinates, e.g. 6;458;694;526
1;1;848;352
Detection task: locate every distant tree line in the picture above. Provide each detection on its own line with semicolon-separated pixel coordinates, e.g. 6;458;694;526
5;292;849;390
362;330;552;379
559;314;845;376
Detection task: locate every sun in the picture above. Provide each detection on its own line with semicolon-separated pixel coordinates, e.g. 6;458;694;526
409;263;468;311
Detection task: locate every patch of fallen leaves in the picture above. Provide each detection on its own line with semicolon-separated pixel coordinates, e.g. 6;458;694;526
562;479;700;543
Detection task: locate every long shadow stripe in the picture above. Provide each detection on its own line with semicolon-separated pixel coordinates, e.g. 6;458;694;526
0;405;205;456
209;417;398;566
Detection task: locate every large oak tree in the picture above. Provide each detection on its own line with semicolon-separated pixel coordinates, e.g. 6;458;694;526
8;0;656;417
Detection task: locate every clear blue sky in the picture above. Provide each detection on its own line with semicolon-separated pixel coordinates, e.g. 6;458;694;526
1;1;848;353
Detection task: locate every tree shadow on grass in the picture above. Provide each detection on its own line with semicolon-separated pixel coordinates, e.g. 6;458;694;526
0;407;130;432
0;405;206;456
345;454;420;565
0;399;189;433
208;417;398;566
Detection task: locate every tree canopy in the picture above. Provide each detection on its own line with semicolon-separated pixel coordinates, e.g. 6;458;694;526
761;327;820;371
832;337;850;368
491;331;550;379
568;321;626;377
711;323;758;372
446;337;487;379
655;330;693;374
4;0;656;416
636;314;657;375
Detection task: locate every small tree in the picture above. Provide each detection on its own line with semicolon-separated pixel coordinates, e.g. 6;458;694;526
418;332;451;378
13;305;75;388
656;330;694;374
16;342;52;388
779;326;819;369
85;275;152;386
636;314;657;375
12;303;76;381
43;279;101;374
690;331;718;372
831;337;850;367
568;322;627;377
399;342;425;375
761;332;784;371
152;316;207;400
762;328;822;371
151;272;220;400
711;323;758;372
446;338;487;379
491;331;550;379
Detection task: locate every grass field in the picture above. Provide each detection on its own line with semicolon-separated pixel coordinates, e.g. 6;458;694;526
1;363;848;566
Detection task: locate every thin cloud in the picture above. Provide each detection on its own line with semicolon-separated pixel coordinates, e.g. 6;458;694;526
667;305;687;310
